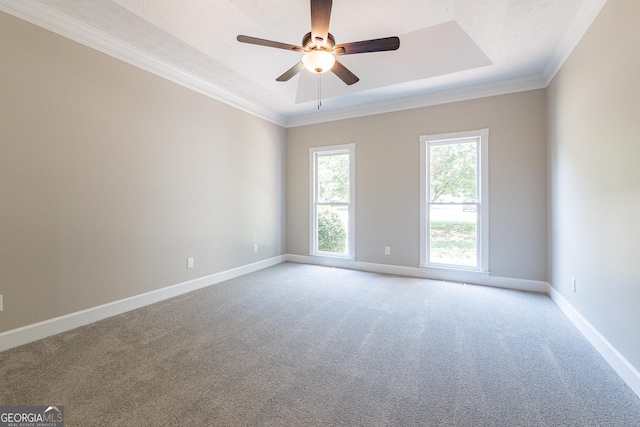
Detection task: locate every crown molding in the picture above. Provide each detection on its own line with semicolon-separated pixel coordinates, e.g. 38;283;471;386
543;0;608;85
0;0;287;127
285;75;547;127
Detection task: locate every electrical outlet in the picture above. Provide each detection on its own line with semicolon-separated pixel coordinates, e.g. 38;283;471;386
384;246;391;255
253;244;258;253
187;257;194;269
572;277;576;293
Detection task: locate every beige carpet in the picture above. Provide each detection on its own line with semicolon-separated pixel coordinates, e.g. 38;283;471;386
1;262;640;426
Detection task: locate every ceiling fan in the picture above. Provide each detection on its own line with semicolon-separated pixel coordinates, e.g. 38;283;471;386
237;0;400;86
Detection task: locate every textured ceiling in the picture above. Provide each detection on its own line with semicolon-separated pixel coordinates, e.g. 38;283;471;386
2;0;606;126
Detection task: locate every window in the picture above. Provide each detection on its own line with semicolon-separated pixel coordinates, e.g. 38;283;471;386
309;144;355;258
420;129;488;271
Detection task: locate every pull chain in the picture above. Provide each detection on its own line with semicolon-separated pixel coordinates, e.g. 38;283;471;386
317;72;322;110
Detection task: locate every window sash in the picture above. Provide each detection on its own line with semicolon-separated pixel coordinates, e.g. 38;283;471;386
428;139;478;204
428;202;480;268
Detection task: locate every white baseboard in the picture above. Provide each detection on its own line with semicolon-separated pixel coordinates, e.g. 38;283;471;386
549;286;640;399
0;255;284;353
284;254;549;293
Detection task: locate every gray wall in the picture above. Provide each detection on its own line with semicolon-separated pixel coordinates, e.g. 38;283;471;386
0;12;286;333
287;90;547;281
547;0;640;370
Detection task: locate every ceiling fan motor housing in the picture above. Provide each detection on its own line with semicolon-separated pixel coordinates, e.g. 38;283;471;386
303;32;336;51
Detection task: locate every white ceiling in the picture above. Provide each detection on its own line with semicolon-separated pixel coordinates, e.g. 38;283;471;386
1;0;607;126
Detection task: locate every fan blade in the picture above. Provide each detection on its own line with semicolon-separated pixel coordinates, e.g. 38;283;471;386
331;59;359;85
237;35;303;52
334;36;400;55
276;62;305;82
310;0;332;46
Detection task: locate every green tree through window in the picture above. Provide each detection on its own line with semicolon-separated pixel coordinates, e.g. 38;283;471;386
430;142;477;203
429;141;478;266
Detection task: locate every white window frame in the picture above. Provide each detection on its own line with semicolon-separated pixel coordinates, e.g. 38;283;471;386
419;129;489;273
309;143;355;259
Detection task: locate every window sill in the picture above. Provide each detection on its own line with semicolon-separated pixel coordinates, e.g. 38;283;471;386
307;254;356;268
418;265;490;281
309;253;354;261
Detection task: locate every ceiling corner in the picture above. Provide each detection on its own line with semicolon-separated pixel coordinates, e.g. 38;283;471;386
542;0;609;85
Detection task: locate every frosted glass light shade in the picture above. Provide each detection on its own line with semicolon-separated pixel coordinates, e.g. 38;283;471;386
302;50;336;73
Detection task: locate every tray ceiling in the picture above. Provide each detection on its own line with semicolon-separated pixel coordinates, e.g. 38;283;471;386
0;0;607;126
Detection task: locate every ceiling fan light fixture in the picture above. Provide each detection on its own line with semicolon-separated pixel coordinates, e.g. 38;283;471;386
302;49;335;73
237;0;399;87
